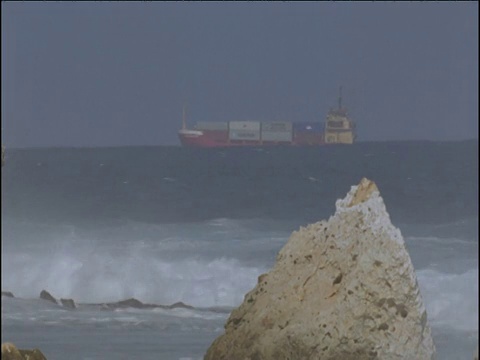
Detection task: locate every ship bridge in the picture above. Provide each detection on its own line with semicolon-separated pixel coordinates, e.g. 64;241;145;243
324;88;356;144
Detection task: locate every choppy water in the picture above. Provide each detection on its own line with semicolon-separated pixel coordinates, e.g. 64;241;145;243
1;141;478;359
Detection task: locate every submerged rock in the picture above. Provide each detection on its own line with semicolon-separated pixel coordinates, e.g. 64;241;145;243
1;343;47;360
205;178;435;360
39;290;57;304
60;298;76;309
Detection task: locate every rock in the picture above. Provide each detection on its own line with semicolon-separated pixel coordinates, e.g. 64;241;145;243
18;349;47;360
60;298;76;309
1;343;47;360
1;291;15;298
39;290;57;305
96;298;195;311
1;343;22;360
169;301;195;310
205;178;436;360
106;298;146;309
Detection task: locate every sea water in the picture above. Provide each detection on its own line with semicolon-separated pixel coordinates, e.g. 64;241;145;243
1;142;478;359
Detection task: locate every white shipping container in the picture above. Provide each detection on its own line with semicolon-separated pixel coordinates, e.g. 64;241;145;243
228;121;261;131
261;122;293;132
261;131;293;142
195;122;229;131
228;130;261;141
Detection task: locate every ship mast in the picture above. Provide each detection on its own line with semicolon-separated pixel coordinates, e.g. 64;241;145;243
338;86;343;110
182;104;186;130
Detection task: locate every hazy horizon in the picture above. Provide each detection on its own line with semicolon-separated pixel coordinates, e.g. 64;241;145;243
2;2;478;148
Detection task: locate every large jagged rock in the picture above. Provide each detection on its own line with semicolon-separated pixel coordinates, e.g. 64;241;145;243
1;343;22;360
18;349;47;360
1;343;47;360
205;178;435;360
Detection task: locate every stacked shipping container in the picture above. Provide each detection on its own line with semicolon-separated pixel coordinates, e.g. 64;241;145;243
228;121;261;141
194;122;229;131
261;122;293;142
293;122;325;145
186;121;326;146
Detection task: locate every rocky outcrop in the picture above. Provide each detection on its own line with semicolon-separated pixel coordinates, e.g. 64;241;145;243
39;290;57;304
60;298;76;309
1;343;22;360
1;291;15;298
18;349;47;360
102;298;195;310
105;298;150;309
5;290;196;312
170;301;195;310
205;178;435;360
1;343;47;360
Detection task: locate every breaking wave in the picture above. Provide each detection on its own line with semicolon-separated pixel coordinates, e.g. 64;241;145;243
417;268;478;332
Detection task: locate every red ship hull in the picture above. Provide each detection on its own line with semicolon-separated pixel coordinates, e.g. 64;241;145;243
178;129;325;148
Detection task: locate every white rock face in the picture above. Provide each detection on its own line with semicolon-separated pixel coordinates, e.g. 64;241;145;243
205;178;436;360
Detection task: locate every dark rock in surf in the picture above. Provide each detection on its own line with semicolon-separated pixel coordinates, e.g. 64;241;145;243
100;298;196;311
169;301;195;310
60;298;76;309
1;291;14;298
106;298;146;309
39;290;57;305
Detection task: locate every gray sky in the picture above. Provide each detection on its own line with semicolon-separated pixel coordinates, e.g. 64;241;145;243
1;2;478;147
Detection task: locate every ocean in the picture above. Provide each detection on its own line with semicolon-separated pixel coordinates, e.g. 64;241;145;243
1;141;478;360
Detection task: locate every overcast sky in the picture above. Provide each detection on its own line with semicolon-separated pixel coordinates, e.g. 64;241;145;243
1;2;478;148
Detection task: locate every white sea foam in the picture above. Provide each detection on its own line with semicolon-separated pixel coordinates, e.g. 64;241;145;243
2;217;478;337
2;247;266;307
417;268;478;332
406;235;475;245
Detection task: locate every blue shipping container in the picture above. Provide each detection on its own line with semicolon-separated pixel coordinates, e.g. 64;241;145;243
293;122;324;133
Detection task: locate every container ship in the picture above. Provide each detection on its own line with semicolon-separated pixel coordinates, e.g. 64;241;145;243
178;89;356;148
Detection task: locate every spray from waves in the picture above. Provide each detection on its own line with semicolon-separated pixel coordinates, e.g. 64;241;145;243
406;236;476;245
1;246;267;308
4;242;478;333
417;268;478;332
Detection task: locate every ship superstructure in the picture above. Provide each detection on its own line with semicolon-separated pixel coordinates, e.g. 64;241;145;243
324;87;356;144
